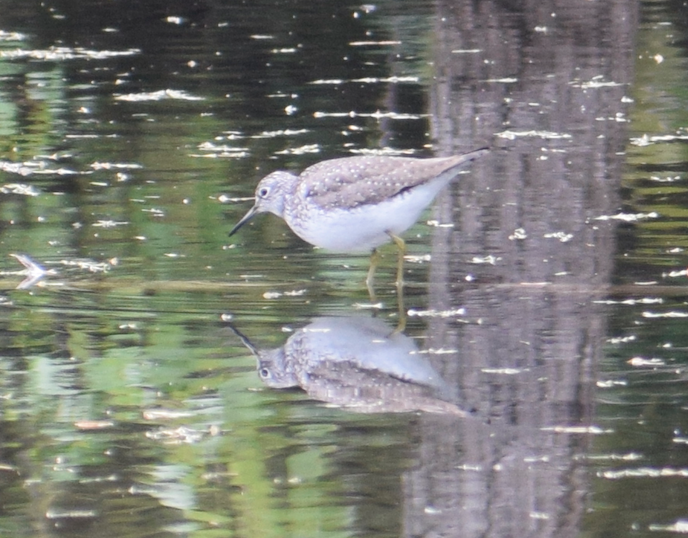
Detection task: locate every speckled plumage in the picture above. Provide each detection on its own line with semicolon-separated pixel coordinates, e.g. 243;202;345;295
229;148;488;253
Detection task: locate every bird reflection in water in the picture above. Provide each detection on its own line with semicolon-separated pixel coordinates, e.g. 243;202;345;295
232;316;469;416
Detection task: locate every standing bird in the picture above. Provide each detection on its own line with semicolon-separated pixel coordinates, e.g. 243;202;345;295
229;148;488;291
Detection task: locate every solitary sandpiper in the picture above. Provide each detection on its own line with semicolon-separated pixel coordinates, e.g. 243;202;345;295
229;148;488;291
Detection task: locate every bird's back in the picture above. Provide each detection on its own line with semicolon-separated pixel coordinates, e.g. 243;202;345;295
299;150;487;210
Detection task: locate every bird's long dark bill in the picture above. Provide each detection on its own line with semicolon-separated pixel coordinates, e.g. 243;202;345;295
228;205;258;237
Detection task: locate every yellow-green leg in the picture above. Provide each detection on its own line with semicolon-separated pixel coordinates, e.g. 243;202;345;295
388;232;407;332
387;232;407;287
366;248;381;303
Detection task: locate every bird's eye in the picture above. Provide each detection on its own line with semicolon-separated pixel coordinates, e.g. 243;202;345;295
258;187;270;198
259;367;270;378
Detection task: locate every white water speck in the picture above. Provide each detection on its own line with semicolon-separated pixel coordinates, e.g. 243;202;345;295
594;212;658;222
408;307;467;318
600;468;688;479
642;311;688;318
471;255;501;265
596;380;628;388
275;144;320;155
628;357;665;366
115;89;204;101
1;47;139;60
1;183;40;196
544;231;573;242
349;40;401;46
607;335;636;344
542;425;611;434
496;130;571;140
509;228;527;240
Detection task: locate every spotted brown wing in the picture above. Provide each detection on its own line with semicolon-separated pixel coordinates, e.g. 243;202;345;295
300;150;487;210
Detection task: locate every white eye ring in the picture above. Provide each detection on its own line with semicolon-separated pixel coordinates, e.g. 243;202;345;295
258;187;270;198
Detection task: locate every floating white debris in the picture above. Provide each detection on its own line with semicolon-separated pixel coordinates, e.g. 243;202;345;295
253;128;309;138
630;133;688;146
74;420;115;430
146;426;205;444
530;512;550;520
350;76;419;83
1;183;40;196
349;147;417;156
596;380;628;388
649;520;688;533
143;409;194;420
427;219;454;228
194;142;249;159
45;509;98;519
470;255;501;265
57;258;113;273
404;254;431;263
0;160;79;177
313;111;427;120
509;228;527;240
607;335;636;344
595;113;629;123
642;311;688;318
275;144;320;155
1;47;139;60
115;89;204;101
92;220;128;228
579;452;642;461
0;31;25;41
310;78;345;85
599;467;688;479
263;291;282;299
142;208;165;216
650;175;682;183
419;348;458;355
408;307;467;318
481;368;522;375
456;464;483;471
217;194;254;203
349;40;402;46
594;298;662;305
90;161;142;170
570;79;624;88
594;212;659;222
544;231;573;242
628;357;665;366
284;289;307;297
541;425;611;434
495;130;571;140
